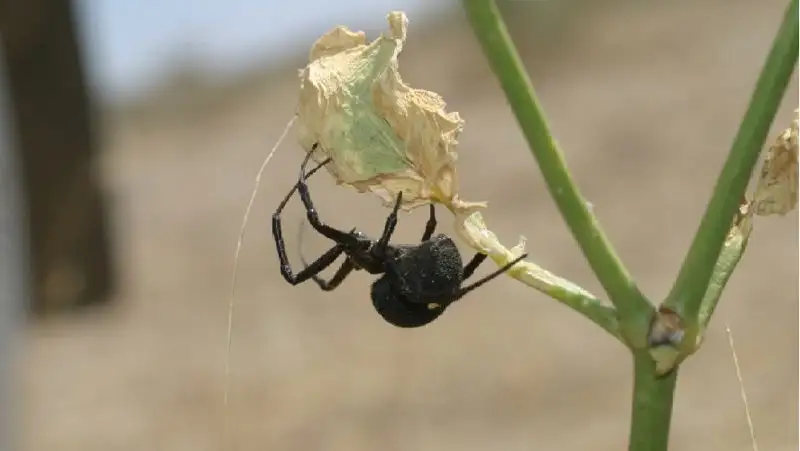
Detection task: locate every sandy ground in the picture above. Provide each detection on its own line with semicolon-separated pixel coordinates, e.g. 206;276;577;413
22;1;798;450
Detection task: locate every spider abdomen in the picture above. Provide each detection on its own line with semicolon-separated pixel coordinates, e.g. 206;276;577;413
388;234;464;302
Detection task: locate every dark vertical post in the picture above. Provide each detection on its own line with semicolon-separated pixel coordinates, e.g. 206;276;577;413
0;0;117;316
0;49;24;451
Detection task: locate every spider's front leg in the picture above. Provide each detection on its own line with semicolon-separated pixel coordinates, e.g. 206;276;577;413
420;204;437;242
374;191;403;253
295;157;359;247
272;149;342;285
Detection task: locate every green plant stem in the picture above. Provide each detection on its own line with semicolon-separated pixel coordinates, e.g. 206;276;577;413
650;213;753;372
461;1;797;450
556;290;621;341
628;353;678;451
461;0;652;343
663;0;798;336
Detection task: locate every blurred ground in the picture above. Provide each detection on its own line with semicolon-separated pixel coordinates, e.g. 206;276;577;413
21;1;798;450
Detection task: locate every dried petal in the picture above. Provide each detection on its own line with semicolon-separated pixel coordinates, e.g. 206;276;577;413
296;11;485;213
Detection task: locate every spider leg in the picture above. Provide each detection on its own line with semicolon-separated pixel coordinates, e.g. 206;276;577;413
461;252;488;280
374;191;404;252
278;245;346;285
297;219;356;291
420;204;437;242
449;253;528;302
302;256;356;291
273;145;330;216
272;145;340;285
295;154;360;246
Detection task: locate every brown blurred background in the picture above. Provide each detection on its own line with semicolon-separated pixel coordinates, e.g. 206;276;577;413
3;0;798;450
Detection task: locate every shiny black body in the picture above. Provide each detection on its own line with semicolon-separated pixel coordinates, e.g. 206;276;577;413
272;145;526;328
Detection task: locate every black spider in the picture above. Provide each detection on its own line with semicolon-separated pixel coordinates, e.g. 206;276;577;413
272;145;527;328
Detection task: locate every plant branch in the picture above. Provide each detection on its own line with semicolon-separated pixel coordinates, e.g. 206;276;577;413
461;0;652;343
649;212;753;373
511;262;623;342
663;0;798;345
457;212;623;342
628;353;678;451
550;287;621;342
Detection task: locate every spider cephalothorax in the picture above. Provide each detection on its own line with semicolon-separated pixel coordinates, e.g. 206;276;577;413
272;144;526;328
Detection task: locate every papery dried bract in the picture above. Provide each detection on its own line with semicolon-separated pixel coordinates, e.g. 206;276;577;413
455;210;596;299
729;198;754;243
752;110;798;216
296;11;485;212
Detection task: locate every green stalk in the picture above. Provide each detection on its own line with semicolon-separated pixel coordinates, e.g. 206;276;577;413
460;0;797;450
662;0;798;351
649;213;754;373
514;266;623;342
461;0;652;344
628;353;678;451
